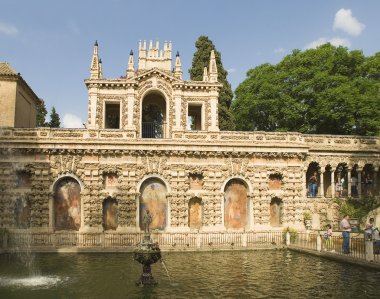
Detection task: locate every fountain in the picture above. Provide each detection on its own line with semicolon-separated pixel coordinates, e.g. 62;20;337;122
133;210;162;286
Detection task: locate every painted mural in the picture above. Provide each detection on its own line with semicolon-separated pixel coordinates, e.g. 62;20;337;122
270;197;283;227
14;197;31;229
54;178;81;231
139;179;167;231
188;197;202;229
103;197;118;230
224;180;247;230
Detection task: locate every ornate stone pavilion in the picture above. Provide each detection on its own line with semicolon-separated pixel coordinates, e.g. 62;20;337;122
0;41;379;235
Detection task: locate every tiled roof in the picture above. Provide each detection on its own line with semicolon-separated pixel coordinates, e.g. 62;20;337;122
0;62;18;75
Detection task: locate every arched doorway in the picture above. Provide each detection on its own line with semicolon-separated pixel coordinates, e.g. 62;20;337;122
102;197;118;230
306;162;319;197
188;197;202;230
224;179;248;230
139;178;167;231
141;92;166;138
54;177;81;231
270;197;283;227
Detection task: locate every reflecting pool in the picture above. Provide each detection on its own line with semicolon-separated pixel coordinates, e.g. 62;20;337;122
0;250;379;299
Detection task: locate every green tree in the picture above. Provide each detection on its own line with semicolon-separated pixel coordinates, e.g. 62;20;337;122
49;107;61;128
36;98;48;127
232;44;380;136
189;36;235;130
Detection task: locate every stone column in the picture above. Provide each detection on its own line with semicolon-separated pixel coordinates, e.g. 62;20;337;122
173;91;182;130
373;167;379;196
347;168;352;197
209;97;218;131
319;170;324;198
303;166;308;198
357;169;362;197
331;171;335;198
127;88;135;129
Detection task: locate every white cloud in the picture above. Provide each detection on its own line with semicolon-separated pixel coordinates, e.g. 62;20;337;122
274;48;285;54
304;37;351;49
63;113;84;128
0;21;18;36
227;68;236;73
333;8;365;36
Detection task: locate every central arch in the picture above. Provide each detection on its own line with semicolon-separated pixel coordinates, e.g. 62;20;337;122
224;179;248;230
141;91;167;138
139;177;168;231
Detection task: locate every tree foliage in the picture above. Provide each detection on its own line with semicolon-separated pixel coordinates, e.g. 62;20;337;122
49;107;61;128
189;36;235;130
36;99;48;127
232;44;380;136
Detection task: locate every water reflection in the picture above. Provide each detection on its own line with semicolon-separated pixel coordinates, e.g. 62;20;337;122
0;250;379;298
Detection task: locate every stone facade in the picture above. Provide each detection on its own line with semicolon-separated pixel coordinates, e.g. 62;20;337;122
0;41;379;235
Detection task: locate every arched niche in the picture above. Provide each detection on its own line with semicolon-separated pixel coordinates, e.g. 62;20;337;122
14;196;31;229
224;179;248;230
139;178;167;231
306;162;319;197
53;177;81;231
270;197;283;227
188;197;202;230
102;197;118;231
141;91;167;138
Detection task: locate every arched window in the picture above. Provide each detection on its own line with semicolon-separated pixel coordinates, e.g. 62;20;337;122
139;178;167;230
141;92;166;138
103;197;118;230
224;179;248;230
54;177;81;231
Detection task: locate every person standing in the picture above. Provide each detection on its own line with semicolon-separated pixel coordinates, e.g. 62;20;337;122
340;215;351;254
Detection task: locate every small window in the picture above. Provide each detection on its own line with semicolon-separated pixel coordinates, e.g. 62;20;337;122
187;104;202;130
105;103;120;129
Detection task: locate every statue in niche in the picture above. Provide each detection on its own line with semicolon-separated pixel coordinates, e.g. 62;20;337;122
189;174;203;190
143;210;152;233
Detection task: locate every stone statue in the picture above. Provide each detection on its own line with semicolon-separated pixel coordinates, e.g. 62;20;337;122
143;210;152;233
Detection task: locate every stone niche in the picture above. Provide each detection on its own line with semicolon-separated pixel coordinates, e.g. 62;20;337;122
14;196;31;229
268;173;283;190
104;173;118;189
103;197;118;230
16;171;31;188
189;173;203;190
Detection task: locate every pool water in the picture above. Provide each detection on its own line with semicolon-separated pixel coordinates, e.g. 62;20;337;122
0;250;378;299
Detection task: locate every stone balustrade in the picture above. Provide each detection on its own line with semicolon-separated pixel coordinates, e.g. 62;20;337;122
1;127;378;152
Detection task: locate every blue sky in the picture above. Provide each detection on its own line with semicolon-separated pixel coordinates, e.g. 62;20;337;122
1;0;379;128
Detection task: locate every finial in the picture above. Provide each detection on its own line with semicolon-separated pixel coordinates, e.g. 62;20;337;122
130;50;133;55
94;40;98;46
176;51;180;57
